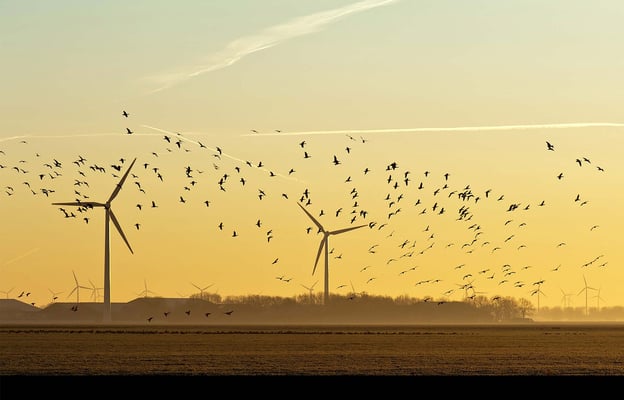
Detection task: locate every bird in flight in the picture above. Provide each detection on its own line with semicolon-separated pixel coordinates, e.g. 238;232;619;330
546;141;555;151
126;128;133;134
122;110;129;118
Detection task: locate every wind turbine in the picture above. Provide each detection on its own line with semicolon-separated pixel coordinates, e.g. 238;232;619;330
136;279;158;298
530;283;546;312
1;287;15;299
52;158;136;322
88;280;103;302
300;280;318;303
577;274;597;316
191;282;214;300
297;203;366;305
67;270;89;305
560;288;574;308
48;288;63;303
592;287;606;311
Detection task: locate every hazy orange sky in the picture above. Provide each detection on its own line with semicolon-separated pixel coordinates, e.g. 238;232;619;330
1;0;623;310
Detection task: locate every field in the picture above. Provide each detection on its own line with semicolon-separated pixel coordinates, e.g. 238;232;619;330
2;323;624;376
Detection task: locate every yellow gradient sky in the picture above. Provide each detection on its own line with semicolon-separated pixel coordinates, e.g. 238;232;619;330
1;0;623;309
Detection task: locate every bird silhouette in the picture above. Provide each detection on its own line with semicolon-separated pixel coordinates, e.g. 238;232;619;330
122;110;129;118
126;128;133;134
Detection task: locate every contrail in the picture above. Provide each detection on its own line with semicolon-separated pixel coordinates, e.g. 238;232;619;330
2;248;40;267
0;132;163;143
241;122;624;137
144;0;400;94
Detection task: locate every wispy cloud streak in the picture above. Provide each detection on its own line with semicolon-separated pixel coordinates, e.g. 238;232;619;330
241;122;624;137
2;248;40;267
144;0;399;94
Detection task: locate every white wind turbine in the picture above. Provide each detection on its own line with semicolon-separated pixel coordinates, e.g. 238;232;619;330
297;202;366;305
191;282;214;300
67;270;89;305
578;274;597;316
53;158;136;322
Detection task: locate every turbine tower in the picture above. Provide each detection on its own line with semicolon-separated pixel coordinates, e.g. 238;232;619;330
577;274;597;316
297;203;366;305
53;158;136;322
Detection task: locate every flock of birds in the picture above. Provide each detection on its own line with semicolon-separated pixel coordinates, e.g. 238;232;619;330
0;110;612;315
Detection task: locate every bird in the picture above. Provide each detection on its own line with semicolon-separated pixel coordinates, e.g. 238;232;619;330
126;128;133;134
122;110;129;118
546;141;555;151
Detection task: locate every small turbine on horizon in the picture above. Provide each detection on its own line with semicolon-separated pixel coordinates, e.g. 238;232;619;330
191;282;214;300
67;270;89;305
1;287;15;299
578;274;598;316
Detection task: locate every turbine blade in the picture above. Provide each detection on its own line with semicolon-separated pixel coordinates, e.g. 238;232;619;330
330;224;367;235
192;283;201;290
297;203;324;233
72;270;78;285
312;237;326;276
108;157;137;203
67;287;77;297
52;201;105;207
109;209;134;254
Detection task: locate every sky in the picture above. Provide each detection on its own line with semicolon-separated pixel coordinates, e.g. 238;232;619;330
1;0;623;311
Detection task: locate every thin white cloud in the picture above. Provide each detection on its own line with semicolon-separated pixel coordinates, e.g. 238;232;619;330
144;0;400;94
2;248;40;267
240;122;624;137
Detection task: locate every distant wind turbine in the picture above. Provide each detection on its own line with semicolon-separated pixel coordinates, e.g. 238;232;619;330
530;282;546;312
48;288;63;303
300;280;318;303
137;279;158;298
560;288;574;308
592;287;606;311
297;203;366;305
578;274;597;316
88;280;104;302
1;287;15;299
67;270;89;305
191;282;214;300
53;158;137;322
